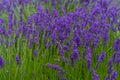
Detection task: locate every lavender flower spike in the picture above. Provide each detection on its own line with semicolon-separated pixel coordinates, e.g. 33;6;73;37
15;54;20;65
86;47;91;69
33;49;37;57
0;56;4;68
110;70;117;80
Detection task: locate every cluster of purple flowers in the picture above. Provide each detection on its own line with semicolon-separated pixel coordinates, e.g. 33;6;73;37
0;0;96;13
46;63;66;80
0;0;30;12
0;0;120;80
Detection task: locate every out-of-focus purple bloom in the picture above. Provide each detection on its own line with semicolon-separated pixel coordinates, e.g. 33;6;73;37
0;18;3;25
60;6;66;16
46;63;63;71
61;56;68;63
118;22;120;30
44;42;51;49
15;54;20;65
110;70;117;80
46;63;52;67
112;52;117;61
108;66;113;74
61;77;67;80
4;39;8;47
52;8;59;18
7;10;14;36
116;57;120;65
50;31;56;42
90;68;100;80
14;15;17;25
33;49;37;57
51;0;55;6
62;45;69;50
92;37;100;49
104;76;109;80
112;38;120;51
28;38;33;48
96;51;105;68
58;71;62;78
97;51;105;62
101;32;108;45
0;56;4;68
70;46;79;66
107;56;114;75
0;26;5;34
86;47;91;69
108;57;113;67
52;64;62;71
111;26;117;32
79;0;91;6
58;48;64;56
20;7;23;22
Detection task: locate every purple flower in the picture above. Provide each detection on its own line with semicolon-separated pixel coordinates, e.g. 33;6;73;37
33;49;37;57
7;10;14;35
0;56;4;68
92;74;100;80
52;8;59;18
50;31;56;42
96;51;105;68
61;77;66;80
116;57;120;64
111;27;116;32
62;45;69;50
118;22;120;30
101;32;108;45
104;76;109;80
46;63;52;67
58;48;64;56
70;47;79;66
51;0;55;6
0;26;5;34
61;56;68;62
108;66;113;74
46;63;63;71
20;7;23;21
14;15;17;25
92;37;100;49
15;54;20;65
4;39;8;47
108;57;113;67
46;63;65;79
52;64;60;70
97;51;105;62
28;38;33;48
24;0;30;4
90;68;100;80
110;70;117;80
0;18;3;25
60;6;66;16
44;42;51;49
112;38;120;51
112;52;117;62
72;36;81;47
58;71;62;78
86;47;91;69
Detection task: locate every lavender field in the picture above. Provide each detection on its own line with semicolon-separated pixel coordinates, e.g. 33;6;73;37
0;0;120;80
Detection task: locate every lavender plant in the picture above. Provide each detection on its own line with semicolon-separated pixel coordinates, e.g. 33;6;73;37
0;0;120;80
